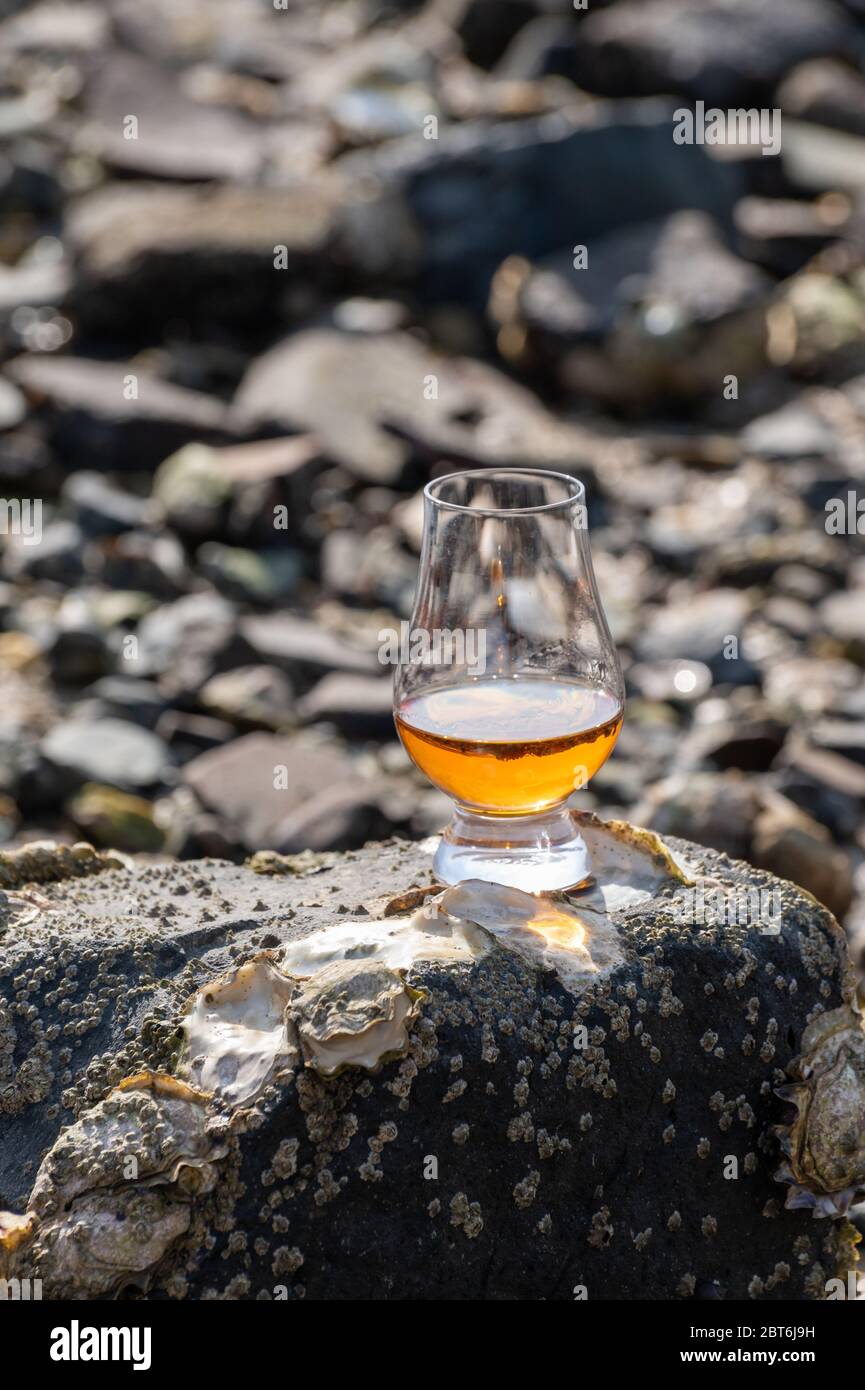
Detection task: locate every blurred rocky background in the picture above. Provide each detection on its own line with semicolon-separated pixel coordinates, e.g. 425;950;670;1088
1;0;864;979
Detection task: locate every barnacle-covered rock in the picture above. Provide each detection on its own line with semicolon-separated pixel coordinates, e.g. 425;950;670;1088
289;960;424;1077
0;839;124;889
773;1006;865;1218
0;827;860;1299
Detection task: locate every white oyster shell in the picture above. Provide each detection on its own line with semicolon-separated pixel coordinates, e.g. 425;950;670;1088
179;956;298;1106
279;898;489;978
440;879;623;994
574;815;693;915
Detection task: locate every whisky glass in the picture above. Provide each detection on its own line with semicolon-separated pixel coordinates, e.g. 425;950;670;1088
394;468;624;892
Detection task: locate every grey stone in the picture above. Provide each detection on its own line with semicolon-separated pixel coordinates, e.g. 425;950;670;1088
2;521;85;586
130;593;243;684
84;676;167;729
635;589;753;680
344;101;744;307
196;543;302;605
40;717;171;791
626;660;713;704
752;800;854;919
46;625;112;687
807;718;865;767
781;119;865;193
182;732;371;851
151;444;233;537
62;471;153;536
298;672;395;736
742;403;838;460
199;666;293;731
779;58;865;138
319;527;416;611
571;0;854;106
631;771;762;861
234;328;598;483
0;374;26;430
456;0;541;69
517;212;769;342
80;51;264;183
66;179;342;337
6;355;230;471
99;530;189;599
821;589;865;654
240;613;379;684
155;711;237;762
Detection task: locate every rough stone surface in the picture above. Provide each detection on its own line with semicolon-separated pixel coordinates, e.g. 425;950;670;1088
0;831;861;1301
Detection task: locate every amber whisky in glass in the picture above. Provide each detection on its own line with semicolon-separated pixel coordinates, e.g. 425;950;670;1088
394;469;624;891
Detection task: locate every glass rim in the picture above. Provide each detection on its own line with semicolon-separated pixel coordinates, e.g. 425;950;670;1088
424;468;586;517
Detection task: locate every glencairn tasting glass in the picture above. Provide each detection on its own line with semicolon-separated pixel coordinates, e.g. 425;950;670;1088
394;469;624;892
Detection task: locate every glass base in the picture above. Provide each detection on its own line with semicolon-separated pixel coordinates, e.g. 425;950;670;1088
433;804;592;894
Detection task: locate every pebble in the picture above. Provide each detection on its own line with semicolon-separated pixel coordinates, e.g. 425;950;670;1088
40;718;171;792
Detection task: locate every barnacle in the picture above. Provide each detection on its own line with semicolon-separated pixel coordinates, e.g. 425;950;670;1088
289;960;424;1077
773;1005;865;1218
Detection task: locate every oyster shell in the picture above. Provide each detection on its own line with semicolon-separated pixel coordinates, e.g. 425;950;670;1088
575;814;694;913
33;1187;191;1300
279;896;488;978
29;1071;222;1219
441;879;624;995
178;955;299;1105
773;1005;865;1218
4;1071;226;1298
277;818;690;998
289;959;424;1077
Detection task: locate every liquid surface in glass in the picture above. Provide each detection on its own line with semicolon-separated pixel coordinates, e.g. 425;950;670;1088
395;676;623;815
